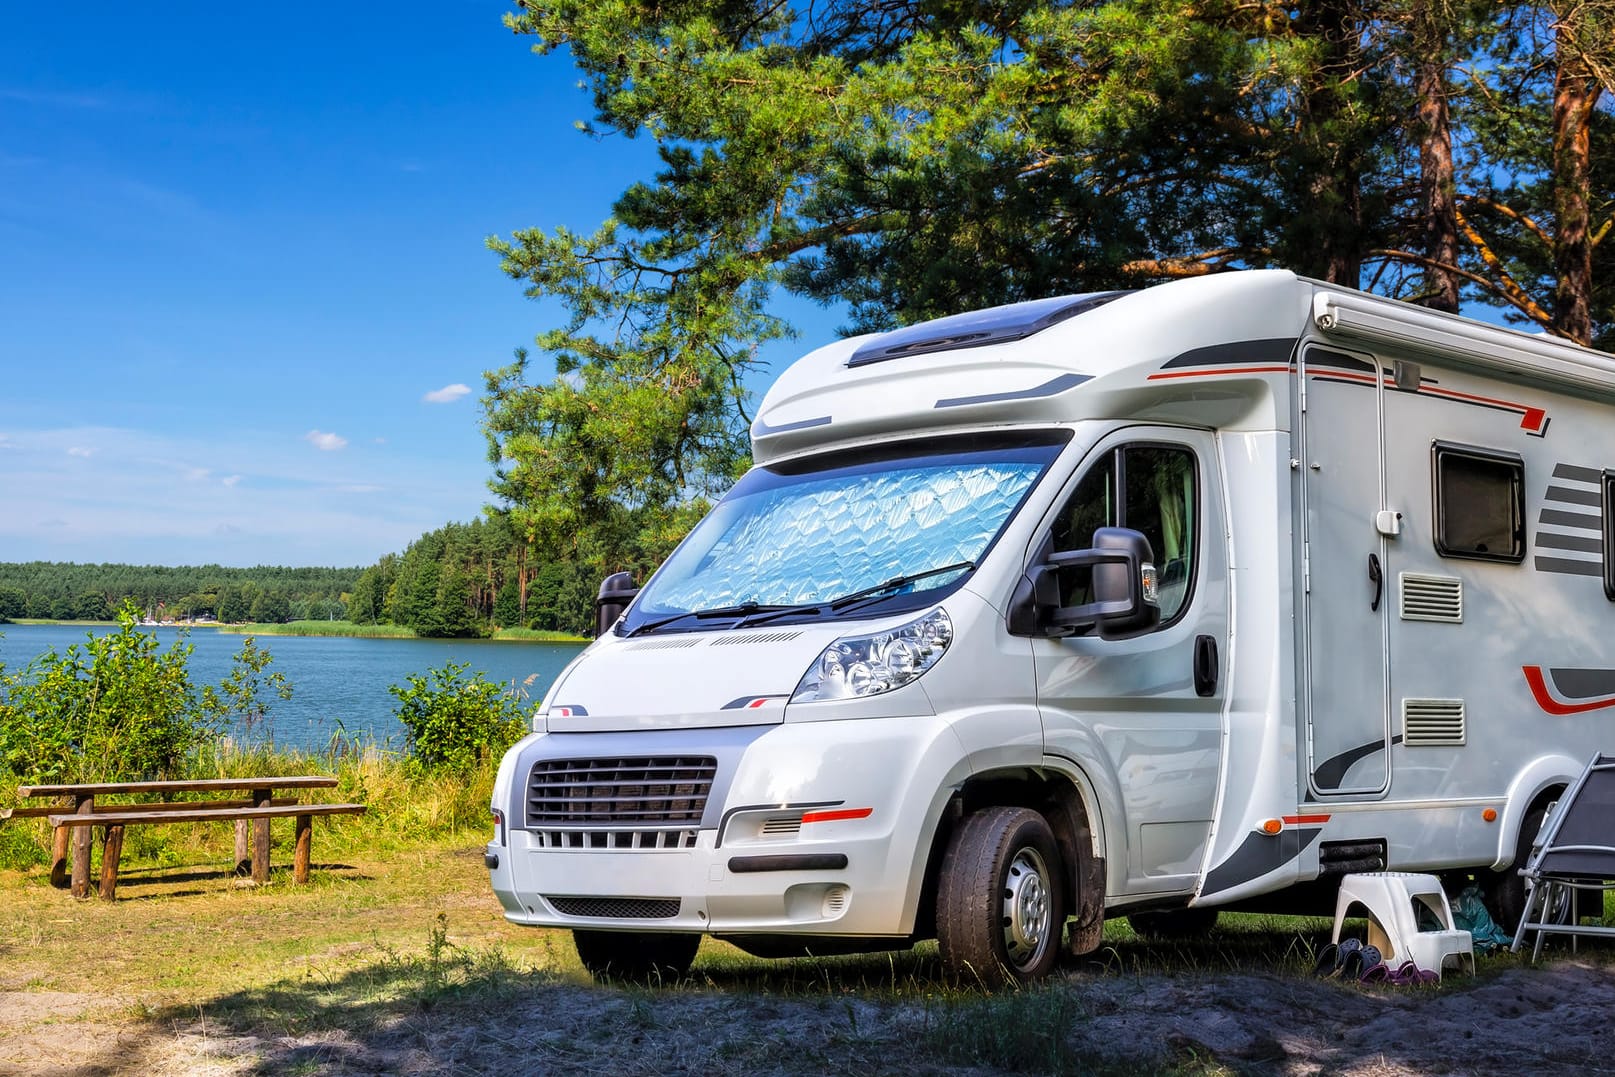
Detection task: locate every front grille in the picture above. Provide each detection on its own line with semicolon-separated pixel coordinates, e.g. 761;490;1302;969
527;756;717;828
533;828;698;850
547;896;681;919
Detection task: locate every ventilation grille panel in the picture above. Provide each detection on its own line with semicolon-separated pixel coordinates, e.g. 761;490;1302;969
527;756;716;827
625;638;701;650
1403;698;1466;746
710;631;804;647
1400;573;1463;622
760;817;802;838
546;896;681;919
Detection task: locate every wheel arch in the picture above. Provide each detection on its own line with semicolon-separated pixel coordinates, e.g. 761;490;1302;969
912;765;1107;953
1493;755;1579;870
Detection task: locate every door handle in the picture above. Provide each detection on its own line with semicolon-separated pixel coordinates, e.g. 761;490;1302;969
1194;635;1218;697
1368;552;1383;612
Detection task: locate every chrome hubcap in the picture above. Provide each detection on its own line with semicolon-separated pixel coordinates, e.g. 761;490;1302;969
1002;847;1051;967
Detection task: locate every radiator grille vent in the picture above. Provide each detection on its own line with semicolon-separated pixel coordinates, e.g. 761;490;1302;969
546;896;681;919
1399;573;1463;622
1403;698;1466;746
532;829;698;850
527;756;716;828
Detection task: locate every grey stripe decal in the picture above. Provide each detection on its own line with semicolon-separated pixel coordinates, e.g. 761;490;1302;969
1540;509;1602;530
1165;337;1298;368
753;414;832;436
1554;463;1603;483
1201;826;1323;898
1547;668;1615;700
1546;485;1602;506
934;372;1092;409
1537;532;1604;554
1536;556;1603;576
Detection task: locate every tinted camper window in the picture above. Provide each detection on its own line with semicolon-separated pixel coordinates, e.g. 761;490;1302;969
1604;471;1615;601
1432;442;1525;562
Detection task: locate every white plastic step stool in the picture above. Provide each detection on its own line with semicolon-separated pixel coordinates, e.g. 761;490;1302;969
1332;872;1474;978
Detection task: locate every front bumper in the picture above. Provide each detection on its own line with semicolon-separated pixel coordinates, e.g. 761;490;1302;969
487;715;968;936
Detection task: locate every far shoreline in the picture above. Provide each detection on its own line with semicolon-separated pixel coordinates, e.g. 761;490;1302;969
3;618;587;644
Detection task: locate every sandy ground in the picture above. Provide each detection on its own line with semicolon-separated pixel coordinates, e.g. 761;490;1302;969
4;957;1613;1076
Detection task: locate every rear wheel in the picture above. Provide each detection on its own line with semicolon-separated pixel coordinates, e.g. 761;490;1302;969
572;930;699;983
936;806;1065;985
1126;907;1220;940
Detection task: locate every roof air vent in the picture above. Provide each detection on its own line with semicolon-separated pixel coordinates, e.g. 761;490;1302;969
847;292;1129;367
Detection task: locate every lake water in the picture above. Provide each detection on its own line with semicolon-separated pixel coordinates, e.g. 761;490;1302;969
0;623;587;753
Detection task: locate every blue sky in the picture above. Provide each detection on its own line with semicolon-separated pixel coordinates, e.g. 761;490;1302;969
0;2;835;569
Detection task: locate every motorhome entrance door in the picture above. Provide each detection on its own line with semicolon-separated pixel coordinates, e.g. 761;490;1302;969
1299;346;1392;797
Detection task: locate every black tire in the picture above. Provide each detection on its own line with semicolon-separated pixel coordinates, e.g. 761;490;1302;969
572;930;699;983
935;806;1066;986
1484;802;1550;935
1126;907;1220;940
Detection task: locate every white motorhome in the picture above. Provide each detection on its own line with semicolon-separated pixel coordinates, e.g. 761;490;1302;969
486;269;1615;983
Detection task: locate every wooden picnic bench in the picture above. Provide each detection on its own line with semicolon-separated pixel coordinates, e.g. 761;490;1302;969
11;778;365;900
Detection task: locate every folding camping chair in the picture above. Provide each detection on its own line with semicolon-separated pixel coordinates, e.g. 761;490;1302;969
1511;753;1615;961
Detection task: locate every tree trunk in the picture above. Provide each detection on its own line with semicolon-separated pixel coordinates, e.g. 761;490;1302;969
1412;0;1461;311
1551;24;1602;345
1294;0;1368;286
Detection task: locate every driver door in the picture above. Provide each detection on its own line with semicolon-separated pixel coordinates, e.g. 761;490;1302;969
1031;429;1229;896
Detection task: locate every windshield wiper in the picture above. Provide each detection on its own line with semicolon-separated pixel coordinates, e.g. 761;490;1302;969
626;602;802;637
825;561;977;612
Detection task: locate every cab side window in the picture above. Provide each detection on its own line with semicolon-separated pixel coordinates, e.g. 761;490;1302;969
1049;444;1198;622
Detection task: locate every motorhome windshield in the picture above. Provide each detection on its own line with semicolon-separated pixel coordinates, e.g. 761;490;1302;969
622;433;1070;634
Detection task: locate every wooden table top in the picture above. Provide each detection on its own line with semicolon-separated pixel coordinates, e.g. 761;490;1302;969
17;776;340;797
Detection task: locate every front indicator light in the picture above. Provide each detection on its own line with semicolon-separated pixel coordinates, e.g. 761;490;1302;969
791;608;953;703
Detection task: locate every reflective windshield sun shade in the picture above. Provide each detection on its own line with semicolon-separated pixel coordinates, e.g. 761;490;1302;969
847;293;1128;367
626;435;1068;630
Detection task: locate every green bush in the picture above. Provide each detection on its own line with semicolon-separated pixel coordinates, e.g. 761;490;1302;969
0;604;222;781
389;662;529;773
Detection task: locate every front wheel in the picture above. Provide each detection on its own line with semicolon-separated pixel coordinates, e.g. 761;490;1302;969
936;806;1066;985
572;930;699;983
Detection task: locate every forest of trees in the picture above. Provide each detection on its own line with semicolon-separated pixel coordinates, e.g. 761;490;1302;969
0;564;357;625
480;0;1614;597
347;515;595;637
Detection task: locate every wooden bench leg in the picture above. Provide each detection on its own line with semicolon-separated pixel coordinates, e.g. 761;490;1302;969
252;816;271;884
99;825;125;900
71;811;95;900
234;819;251;877
294;814;311;884
50;825;71;889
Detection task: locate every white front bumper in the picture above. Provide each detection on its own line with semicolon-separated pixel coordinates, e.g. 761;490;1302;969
487;713;969;937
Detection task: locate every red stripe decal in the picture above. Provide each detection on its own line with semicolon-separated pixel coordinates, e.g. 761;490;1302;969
1523;665;1615;715
800;807;873;825
1282;814;1331;825
1147;366;1293;381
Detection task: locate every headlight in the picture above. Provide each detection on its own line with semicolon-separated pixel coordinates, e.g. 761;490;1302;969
791;609;953;703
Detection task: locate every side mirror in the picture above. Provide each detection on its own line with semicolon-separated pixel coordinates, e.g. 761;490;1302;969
595;572;639;637
1008;527;1160;638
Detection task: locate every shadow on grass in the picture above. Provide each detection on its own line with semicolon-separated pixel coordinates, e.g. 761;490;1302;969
111;919;1610;1077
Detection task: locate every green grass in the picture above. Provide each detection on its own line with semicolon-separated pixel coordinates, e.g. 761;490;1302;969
489;626;587;642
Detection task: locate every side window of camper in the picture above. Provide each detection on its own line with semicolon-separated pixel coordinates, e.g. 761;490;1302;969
1431;442;1525;563
1604;471;1615;601
1049;444;1198;622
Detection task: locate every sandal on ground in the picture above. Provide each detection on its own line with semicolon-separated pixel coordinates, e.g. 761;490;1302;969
1343;943;1380;981
1318;938;1362;979
1388;961;1440;985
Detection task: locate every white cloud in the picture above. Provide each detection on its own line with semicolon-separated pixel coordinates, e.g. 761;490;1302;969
305;429;348;451
67;446;93;457
222;474;242;487
423;383;471;404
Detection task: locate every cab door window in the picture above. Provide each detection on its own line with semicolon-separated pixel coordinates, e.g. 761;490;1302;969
1049;444;1198;622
